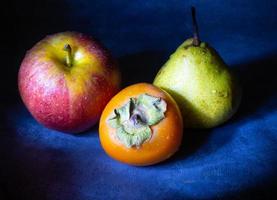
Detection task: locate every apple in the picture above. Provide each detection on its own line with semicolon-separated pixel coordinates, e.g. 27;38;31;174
18;32;121;133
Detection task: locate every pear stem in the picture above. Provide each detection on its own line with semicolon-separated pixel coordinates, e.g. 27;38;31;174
63;44;73;67
191;6;200;46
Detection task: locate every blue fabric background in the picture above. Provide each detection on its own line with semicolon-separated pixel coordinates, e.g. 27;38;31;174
1;0;277;199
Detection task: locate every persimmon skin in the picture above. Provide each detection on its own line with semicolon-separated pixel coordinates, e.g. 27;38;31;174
99;83;183;166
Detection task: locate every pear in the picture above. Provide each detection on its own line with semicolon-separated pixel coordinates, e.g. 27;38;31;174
153;7;241;129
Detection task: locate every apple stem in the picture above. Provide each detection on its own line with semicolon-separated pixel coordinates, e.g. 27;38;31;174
63;44;73;67
191;6;200;46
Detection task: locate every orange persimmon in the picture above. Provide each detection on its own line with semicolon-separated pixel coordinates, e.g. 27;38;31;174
99;83;183;166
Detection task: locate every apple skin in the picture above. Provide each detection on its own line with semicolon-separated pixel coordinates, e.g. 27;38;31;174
18;32;121;133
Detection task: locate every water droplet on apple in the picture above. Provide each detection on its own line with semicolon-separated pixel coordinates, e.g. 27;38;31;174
223;92;229;98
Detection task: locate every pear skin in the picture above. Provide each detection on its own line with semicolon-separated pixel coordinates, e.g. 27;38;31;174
153;38;241;129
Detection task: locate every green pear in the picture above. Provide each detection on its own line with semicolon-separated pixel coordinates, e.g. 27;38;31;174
153;7;241;129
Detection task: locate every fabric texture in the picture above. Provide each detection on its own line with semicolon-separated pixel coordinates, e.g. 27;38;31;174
1;0;277;199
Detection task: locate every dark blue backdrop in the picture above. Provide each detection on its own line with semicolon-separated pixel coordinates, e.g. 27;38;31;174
1;0;277;199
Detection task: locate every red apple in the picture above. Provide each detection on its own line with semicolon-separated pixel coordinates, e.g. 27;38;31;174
18;32;121;133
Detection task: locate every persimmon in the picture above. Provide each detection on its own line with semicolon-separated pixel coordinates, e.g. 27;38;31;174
99;83;183;166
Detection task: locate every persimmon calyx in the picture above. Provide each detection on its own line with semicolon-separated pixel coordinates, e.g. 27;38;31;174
108;93;167;148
